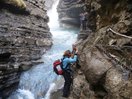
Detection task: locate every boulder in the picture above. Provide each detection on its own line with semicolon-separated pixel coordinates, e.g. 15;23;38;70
69;74;95;99
104;67;132;99
79;48;112;85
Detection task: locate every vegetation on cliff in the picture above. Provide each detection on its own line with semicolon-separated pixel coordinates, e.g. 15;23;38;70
0;0;26;9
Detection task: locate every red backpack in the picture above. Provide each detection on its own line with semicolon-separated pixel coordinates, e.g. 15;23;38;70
53;59;63;75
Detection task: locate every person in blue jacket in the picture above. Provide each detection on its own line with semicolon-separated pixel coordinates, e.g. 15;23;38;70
62;50;77;98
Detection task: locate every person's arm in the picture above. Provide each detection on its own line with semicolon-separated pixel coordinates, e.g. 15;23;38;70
68;55;77;63
72;44;78;55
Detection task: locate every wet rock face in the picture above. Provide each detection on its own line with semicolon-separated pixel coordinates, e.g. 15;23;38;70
0;0;52;97
57;0;85;27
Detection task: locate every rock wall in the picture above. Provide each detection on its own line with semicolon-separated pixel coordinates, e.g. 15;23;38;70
44;0;56;10
76;0;132;99
57;0;132;99
0;0;52;98
57;0;85;27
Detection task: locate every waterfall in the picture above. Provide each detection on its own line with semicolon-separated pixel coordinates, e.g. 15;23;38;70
9;0;78;99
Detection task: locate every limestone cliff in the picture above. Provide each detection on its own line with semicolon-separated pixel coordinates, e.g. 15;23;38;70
57;0;85;27
0;0;52;98
58;0;132;99
45;0;56;10
77;0;132;99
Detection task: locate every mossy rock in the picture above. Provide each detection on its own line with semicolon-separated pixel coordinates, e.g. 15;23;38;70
1;0;26;9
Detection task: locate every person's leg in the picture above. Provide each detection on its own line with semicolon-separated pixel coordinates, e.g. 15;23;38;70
84;20;87;30
63;71;72;97
80;19;83;31
82;20;85;30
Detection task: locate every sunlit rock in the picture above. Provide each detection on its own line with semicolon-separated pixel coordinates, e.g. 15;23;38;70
79;48;112;85
1;0;26;9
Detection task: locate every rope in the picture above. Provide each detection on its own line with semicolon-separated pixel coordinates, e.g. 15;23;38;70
96;45;132;72
107;28;132;39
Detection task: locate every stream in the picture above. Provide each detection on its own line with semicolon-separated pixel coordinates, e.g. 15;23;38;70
9;0;78;99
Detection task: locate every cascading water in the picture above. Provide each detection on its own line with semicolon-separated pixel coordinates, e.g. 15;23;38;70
9;0;78;99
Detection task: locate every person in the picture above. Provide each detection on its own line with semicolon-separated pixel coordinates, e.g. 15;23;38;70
77;0;86;3
72;44;81;69
80;12;88;30
61;50;78;98
80;13;85;30
72;44;77;54
88;6;97;31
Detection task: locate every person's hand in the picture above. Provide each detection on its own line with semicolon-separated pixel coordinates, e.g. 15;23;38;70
73;47;76;52
72;44;76;50
75;49;78;55
71;54;74;58
72;44;78;55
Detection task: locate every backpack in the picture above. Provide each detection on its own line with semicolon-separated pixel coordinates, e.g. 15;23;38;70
53;58;72;75
53;59;63;75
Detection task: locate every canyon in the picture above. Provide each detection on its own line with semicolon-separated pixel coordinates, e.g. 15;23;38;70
0;0;132;99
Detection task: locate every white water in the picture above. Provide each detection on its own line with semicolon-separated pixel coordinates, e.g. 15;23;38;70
9;0;78;99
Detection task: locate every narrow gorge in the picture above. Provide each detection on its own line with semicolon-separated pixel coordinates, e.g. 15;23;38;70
0;0;132;99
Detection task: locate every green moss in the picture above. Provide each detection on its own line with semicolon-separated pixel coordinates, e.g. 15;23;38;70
1;0;26;9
